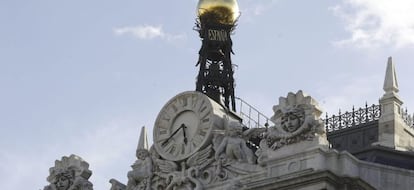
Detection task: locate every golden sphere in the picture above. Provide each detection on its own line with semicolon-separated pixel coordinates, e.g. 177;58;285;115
197;0;240;25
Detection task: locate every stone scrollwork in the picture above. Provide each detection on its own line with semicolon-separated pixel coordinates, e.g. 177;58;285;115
43;154;93;190
151;145;214;190
261;90;326;150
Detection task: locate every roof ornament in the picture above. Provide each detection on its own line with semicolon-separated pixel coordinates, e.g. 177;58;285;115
383;56;399;95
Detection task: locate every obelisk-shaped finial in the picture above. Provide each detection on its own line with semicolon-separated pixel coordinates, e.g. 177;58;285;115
137;126;149;151
377;57;406;150
383;56;399;95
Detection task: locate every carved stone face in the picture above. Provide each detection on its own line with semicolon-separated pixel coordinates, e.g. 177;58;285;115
281;112;302;133
136;150;149;160
56;175;70;190
227;122;242;137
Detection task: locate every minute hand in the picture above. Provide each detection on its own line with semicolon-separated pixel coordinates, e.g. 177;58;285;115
161;124;184;146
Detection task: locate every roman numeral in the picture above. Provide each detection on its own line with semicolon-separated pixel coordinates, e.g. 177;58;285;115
159;129;168;135
167;144;177;154
171;104;178;113
191;141;197;151
199;129;206;136
199;102;207;113
181;143;186;155
157;136;169;143
192;135;203;145
161;111;172;123
178;95;189;108
191;95;198;109
201;111;210;123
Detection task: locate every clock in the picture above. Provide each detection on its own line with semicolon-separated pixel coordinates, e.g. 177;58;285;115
153;91;224;161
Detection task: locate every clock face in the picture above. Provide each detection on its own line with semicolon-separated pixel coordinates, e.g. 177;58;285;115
153;91;215;161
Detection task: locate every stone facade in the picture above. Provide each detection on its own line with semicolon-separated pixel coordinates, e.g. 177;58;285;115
43;58;414;190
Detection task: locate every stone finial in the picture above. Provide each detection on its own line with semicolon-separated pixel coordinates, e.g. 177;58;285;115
377;57;414;151
127;126;153;190
137;126;149;152
383;57;399;94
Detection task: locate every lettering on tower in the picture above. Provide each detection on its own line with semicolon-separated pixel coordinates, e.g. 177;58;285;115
208;29;228;42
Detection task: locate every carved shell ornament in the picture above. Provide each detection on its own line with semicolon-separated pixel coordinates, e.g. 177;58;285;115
263;90;325;149
44;154;93;190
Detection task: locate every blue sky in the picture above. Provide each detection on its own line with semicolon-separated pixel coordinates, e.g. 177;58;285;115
1;0;414;189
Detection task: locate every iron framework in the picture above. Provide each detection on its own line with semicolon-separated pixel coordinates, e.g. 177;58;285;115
325;103;381;133
194;19;237;111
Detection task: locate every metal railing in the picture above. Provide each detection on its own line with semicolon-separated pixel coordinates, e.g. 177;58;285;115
235;97;272;129
401;108;414;128
325;103;381;133
234;97;414;132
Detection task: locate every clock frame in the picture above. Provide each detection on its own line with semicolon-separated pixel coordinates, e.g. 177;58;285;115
153;91;221;161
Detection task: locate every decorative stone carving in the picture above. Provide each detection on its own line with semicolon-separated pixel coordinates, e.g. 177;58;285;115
126;127;153;190
263;91;325;149
141;113;263;189
109;179;126;190
43;154;93;190
227;180;245;190
150;143;261;190
151;145;213;190
126;149;153;190
258;91;327;159
214;115;255;164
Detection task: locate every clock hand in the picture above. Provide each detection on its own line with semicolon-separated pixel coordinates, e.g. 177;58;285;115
182;124;188;144
161;124;184;146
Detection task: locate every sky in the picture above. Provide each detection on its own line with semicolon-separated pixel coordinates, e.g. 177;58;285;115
1;0;414;189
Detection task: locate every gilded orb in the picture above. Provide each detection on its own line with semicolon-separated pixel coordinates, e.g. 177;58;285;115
197;0;240;25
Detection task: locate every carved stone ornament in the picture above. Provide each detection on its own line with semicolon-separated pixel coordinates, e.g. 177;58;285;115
43;154;93;190
214;115;256;164
149;141;261;190
126;127;153;190
109;179;126;190
147;116;261;189
111;93;264;190
260;90;326;151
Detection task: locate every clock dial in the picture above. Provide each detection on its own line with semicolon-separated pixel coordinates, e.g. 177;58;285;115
154;91;218;161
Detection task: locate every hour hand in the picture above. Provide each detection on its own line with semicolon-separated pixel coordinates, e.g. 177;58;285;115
182;124;188;144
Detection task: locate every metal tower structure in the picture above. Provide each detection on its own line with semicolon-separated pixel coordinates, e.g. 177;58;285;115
195;1;239;112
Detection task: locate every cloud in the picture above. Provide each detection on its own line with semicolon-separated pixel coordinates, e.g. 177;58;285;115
331;0;414;49
240;0;280;22
114;25;185;42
